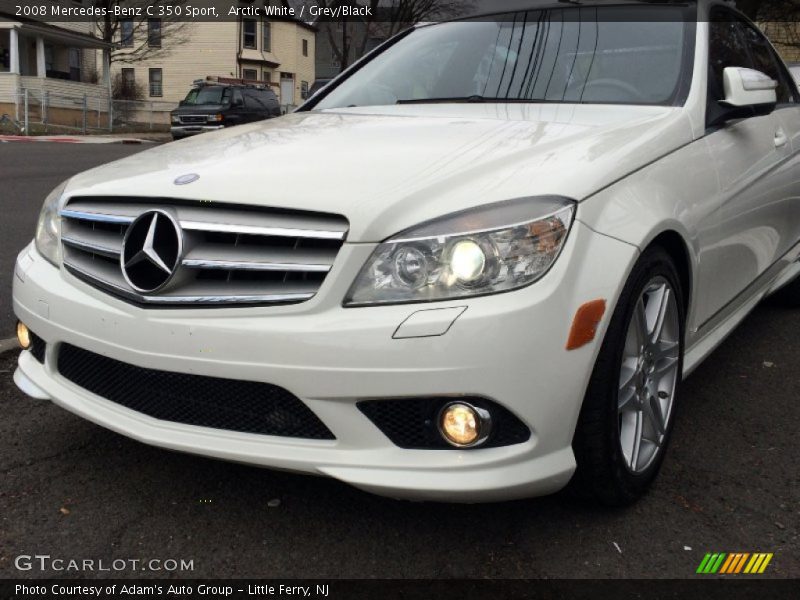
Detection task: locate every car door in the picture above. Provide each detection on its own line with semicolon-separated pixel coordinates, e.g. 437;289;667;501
226;88;248;126
701;10;799;323
244;89;270;122
266;90;281;117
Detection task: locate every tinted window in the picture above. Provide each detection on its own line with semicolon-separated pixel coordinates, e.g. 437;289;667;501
316;6;694;108
183;86;231;106
244;90;269;110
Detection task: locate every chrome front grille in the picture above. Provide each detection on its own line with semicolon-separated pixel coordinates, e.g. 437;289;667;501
178;115;208;124
60;198;348;306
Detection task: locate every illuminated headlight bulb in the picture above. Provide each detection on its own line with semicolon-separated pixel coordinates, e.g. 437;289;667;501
449;239;486;284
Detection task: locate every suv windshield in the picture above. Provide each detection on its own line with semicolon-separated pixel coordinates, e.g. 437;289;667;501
183;86;231;106
316;6;694;109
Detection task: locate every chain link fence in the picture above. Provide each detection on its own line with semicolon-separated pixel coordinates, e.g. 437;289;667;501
0;89;176;135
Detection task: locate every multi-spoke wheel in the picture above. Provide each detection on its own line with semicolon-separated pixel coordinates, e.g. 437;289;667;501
617;278;680;474
570;247;685;505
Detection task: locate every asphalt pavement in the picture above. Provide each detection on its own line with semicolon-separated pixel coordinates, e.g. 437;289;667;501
0;144;797;580
0;143;149;337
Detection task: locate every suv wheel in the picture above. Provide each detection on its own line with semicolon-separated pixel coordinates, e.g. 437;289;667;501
570;247;685;505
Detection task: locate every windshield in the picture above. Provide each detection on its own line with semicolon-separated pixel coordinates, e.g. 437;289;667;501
183;86;231;106
316;6;693;109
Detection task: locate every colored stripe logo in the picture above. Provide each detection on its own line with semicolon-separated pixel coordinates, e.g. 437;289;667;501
697;552;773;574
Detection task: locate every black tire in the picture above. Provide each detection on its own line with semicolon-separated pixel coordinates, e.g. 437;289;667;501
770;274;800;307
569;246;686;506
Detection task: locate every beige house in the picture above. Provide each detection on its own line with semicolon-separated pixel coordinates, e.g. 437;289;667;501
0;15;110;124
110;18;316;107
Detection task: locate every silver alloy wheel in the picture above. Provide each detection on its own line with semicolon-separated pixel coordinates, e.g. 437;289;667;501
618;276;680;474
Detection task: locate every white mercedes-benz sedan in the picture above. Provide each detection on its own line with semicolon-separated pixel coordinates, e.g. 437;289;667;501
12;0;800;504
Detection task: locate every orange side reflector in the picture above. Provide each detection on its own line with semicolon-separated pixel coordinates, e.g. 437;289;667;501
566;299;607;350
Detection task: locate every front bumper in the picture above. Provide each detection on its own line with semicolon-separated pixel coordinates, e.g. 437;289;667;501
12;221;637;501
170;124;224;138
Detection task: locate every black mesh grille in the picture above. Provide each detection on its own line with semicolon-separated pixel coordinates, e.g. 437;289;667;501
57;344;335;440
357;397;530;450
29;331;46;364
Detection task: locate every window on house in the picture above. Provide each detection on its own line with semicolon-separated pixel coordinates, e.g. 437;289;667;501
120;19;134;47
149;68;163;97
121;67;135;93
301;80;309;99
263;20;271;52
263;71;272;82
69;48;81;82
302;39;308;57
148;19;162;48
44;44;54;72
243;19;257;49
243;68;258;81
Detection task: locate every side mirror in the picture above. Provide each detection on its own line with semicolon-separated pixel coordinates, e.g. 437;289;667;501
721;67;777;108
708;67;778;127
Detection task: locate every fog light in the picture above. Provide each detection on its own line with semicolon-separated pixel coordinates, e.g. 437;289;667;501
438;402;491;448
16;321;31;350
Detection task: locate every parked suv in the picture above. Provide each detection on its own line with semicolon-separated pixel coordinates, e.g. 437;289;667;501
170;79;281;140
13;0;800;504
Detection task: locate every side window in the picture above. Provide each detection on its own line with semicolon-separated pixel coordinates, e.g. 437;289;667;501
232;89;244;106
244;90;267;110
708;14;752;106
739;23;797;104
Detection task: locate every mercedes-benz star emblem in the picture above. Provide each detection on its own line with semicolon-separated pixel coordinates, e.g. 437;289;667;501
174;173;200;185
121;210;183;294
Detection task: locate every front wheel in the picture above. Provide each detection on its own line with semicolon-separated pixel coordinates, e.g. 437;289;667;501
570;247;685;505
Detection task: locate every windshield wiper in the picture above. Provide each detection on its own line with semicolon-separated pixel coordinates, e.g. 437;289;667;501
396;96;555;105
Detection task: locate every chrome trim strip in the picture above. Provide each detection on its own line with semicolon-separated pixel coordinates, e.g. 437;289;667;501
60;209;135;225
64;262;315;305
62;236;121;258
139;293;316;304
182;258;331;272
180;220;346;240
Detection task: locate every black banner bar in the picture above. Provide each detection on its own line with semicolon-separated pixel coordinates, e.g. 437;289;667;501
2;579;800;600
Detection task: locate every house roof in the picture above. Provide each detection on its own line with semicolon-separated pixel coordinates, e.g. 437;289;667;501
270;15;318;33
0;13;111;48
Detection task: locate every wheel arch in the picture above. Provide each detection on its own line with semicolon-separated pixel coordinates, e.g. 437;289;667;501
646;230;693;316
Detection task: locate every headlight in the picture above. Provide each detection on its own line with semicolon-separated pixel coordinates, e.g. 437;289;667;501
344;196;575;306
207;113;223;122
35;180;69;266
171;115;180;124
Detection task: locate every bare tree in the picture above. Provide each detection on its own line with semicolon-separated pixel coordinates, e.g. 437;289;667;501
311;0;465;72
93;0;191;64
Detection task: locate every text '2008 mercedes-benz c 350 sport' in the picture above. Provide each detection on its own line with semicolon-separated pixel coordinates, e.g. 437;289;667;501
12;0;800;504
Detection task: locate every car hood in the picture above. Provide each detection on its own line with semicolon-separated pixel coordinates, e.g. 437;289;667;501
66;104;694;242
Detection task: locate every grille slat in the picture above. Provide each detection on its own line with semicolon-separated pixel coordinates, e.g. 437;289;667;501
182;244;336;272
63;255;318;305
58;344;335;440
62;200;348;240
60;198;347;307
62;227;123;258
